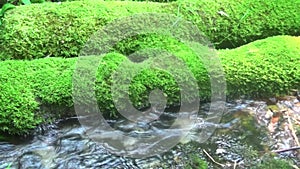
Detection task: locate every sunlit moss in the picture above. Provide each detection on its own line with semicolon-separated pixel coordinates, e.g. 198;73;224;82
0;35;299;135
1;0;299;59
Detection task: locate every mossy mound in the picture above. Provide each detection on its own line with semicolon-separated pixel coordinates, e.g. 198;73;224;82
0;35;299;135
0;58;76;134
219;35;300;99
175;0;300;49
0;0;299;59
0;0;167;60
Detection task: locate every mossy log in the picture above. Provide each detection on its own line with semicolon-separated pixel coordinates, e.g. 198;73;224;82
0;35;299;135
0;0;299;59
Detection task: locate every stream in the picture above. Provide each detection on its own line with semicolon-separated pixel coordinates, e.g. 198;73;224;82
0;98;299;169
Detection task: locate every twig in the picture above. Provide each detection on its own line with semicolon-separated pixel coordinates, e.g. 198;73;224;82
203;149;225;168
287;116;300;146
233;160;237;169
272;146;300;153
292;164;300;169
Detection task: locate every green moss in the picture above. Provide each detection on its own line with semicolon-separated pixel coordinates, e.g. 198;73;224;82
0;35;299;135
0;0;167;60
104;0;176;2
219;35;300;99
0;0;299;59
175;0;300;49
75;36;210;116
253;157;293;169
0;58;76;134
184;154;208;169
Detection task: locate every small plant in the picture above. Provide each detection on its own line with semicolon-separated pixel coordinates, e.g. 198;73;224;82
184;154;208;169
5;163;12;169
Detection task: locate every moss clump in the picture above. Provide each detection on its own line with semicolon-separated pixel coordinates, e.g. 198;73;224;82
0;35;299;135
253;157;293;169
175;0;300;49
0;82;41;135
220;35;300;99
0;0;299;59
184;154;208;169
0;0;167;60
0;58;76;135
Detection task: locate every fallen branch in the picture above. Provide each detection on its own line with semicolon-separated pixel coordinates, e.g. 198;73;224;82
272;146;300;153
203;149;225;167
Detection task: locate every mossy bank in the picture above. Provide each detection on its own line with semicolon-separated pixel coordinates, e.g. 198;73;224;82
0;35;299;135
0;0;299;59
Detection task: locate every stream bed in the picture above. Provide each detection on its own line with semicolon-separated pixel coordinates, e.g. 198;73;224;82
0;97;299;169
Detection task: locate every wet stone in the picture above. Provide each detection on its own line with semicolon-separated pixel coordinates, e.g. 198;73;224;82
18;152;44;169
55;135;88;157
55;157;82;169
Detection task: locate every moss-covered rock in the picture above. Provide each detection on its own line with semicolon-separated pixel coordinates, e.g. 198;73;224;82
0;58;76;134
0;35;299;135
0;0;167;60
219;35;300;99
0;0;299;59
175;0;300;49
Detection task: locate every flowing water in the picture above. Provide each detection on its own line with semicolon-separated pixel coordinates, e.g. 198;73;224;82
0;99;299;169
